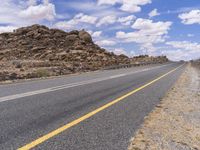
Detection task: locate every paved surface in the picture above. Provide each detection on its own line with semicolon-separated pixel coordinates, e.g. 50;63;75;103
0;63;185;150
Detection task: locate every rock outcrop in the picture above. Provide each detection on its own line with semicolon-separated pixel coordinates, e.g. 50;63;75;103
131;55;168;64
0;24;130;81
0;24;168;81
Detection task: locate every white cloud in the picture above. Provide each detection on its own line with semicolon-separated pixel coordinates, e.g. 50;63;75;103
148;9;160;18
54;20;77;30
165;41;200;60
120;2;141;13
130;50;135;56
110;48;136;57
179;9;200;24
116;18;172;54
92;31;102;38
161;49;190;61
118;15;136;25
55;13;97;30
120;0;152;13
87;30;93;35
140;43;157;53
74;13;97;24
43;0;50;5
0;26;17;33
96;15;116;27
131;18;172;36
28;0;37;6
66;1;123;18
0;0;56;27
19;3;56;21
187;34;194;37
166;41;200;51
97;0;152;13
116;18;172;44
96;15;136;27
95;40;116;46
97;0;120;5
0;1;23;25
112;48;128;55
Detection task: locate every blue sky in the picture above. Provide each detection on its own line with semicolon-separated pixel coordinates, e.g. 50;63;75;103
1;0;200;60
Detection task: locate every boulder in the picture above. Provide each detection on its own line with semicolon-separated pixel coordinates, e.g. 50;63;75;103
78;30;93;43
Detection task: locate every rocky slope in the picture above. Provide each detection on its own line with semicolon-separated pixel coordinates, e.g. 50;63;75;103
131;55;168;64
0;24;168;81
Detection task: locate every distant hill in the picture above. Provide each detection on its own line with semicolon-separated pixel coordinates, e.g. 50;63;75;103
0;24;168;81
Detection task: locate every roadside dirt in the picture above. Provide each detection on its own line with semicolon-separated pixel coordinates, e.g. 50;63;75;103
129;64;200;150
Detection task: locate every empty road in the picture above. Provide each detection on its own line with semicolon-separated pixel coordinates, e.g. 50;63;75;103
0;63;185;150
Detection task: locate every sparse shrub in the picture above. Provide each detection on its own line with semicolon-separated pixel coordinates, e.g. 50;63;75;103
35;69;50;77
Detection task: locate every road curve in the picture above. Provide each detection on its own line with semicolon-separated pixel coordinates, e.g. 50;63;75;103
0;63;185;150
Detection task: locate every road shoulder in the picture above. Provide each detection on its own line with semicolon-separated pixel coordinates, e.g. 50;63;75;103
128;64;200;150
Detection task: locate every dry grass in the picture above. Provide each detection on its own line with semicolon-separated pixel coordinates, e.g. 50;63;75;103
34;68;50;78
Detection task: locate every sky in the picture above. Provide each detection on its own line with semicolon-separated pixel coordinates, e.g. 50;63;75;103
0;0;200;61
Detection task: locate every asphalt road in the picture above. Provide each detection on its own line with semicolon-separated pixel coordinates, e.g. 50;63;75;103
0;63;185;150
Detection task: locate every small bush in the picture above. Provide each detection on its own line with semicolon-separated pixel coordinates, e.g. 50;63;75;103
35;69;50;78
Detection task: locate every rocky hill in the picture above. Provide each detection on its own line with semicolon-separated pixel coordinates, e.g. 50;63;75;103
0;24;168;81
131;55;168;64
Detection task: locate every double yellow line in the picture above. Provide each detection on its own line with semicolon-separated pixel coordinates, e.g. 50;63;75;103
18;64;184;150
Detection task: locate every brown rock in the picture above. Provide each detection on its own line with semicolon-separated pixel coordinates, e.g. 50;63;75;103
78;30;93;43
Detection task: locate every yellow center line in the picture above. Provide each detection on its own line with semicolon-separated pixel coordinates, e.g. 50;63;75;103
18;64;184;150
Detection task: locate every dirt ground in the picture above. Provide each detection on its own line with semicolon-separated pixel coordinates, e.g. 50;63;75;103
129;64;200;150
